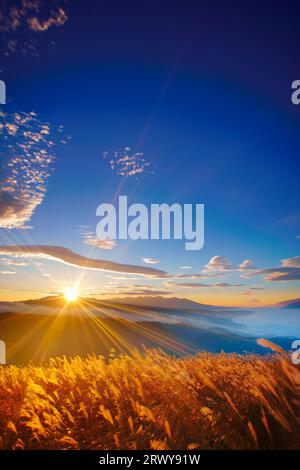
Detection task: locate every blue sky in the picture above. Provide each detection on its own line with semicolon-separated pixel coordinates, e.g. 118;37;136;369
0;0;299;305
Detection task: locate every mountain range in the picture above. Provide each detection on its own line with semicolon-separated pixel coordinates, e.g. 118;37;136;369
0;295;298;364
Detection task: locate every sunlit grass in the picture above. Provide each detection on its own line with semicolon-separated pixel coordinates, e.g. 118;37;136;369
0;350;299;450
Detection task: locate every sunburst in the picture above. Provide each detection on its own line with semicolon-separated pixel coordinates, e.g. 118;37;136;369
63;287;79;302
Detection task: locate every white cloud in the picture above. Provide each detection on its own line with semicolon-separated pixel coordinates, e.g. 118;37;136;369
142;258;160;265
164;281;243;289
282;256;300;268
202;256;258;276
102;146;153;178
203;256;235;273
193;254;300;283
104;283;172;296
213;282;243;288
0;257;28;267
243;256;300;282
0;110;67;229
259;268;300;282
79;227;117;250
165;281;207;288
0;245;168;277
240;259;256;270
106;275;141;280
175;272;217;280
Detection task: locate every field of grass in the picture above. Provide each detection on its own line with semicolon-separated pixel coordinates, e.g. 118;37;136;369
0;349;299;450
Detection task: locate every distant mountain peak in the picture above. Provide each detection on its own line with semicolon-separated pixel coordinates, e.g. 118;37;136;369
275;297;300;308
0;295;217;314
90;296;215;310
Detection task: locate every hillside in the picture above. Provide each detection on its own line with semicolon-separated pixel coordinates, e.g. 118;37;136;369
276;297;300;308
0;312;295;365
0;350;299;450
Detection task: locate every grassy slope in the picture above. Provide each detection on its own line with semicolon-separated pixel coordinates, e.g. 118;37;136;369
0;350;299;450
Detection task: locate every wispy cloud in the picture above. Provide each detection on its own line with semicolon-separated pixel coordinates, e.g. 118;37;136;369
201;252;300;283
0;245;168;277
0;110;68;229
258;267;300;282
0;0;68;56
165;281;243;289
242;256;300;282
203;254;300;282
201;255;260;280
203;256;257;276
28;7;67;32
105;284;172;296
282;256;300;268
79;226;117;250
102;146;153;178
106;275;141;280
165;281;207;288
213;282;244;288
142;258;160;265
175;273;218;280
0;257;28;267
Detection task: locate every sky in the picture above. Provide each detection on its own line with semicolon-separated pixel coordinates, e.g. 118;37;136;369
0;0;299;306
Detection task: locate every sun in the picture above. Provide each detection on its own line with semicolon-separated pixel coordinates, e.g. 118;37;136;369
63;286;79;302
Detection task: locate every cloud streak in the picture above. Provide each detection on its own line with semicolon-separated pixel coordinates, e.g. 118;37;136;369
257;267;300;282
105;284;172;296
79;226;117;250
0;245;168;277
244;256;300;281
142;258;160;265
282;256;300;268
165;281;243;289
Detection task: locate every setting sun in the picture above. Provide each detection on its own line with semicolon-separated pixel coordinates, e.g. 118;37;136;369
63;287;79;302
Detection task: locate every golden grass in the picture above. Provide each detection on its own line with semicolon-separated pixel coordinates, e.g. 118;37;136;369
0;349;299;450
